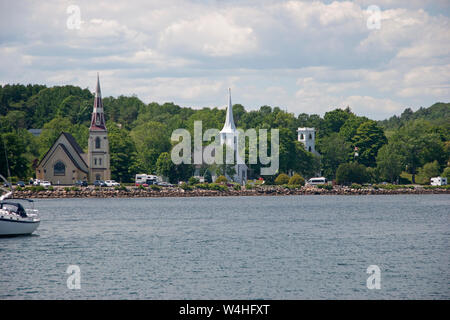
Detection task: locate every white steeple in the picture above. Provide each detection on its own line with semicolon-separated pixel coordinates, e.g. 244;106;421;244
221;88;236;133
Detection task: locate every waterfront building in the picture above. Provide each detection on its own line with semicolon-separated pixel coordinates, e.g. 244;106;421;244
297;127;320;156
218;89;248;184
36;74;110;184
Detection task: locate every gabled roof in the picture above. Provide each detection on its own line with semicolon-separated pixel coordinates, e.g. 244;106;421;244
37;132;88;171
62;132;84;155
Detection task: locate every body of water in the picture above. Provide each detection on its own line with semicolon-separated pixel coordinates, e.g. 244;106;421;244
0;195;449;299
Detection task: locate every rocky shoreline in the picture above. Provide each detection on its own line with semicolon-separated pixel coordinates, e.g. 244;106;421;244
8;185;450;199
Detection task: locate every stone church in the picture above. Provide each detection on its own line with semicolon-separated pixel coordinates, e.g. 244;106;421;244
36;75;110;184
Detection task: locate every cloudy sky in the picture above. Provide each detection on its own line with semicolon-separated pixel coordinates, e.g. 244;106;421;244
0;0;449;119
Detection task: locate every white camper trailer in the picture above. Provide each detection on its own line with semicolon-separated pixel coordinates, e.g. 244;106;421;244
430;177;447;186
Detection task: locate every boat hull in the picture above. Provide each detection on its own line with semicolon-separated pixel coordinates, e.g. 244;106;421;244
0;218;40;236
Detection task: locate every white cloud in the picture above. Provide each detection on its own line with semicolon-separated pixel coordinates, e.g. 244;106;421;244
0;0;448;120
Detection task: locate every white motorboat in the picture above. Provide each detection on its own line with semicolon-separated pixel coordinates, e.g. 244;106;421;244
0;199;40;236
0;173;40;236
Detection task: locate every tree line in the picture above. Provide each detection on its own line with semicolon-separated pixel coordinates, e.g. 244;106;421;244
0;84;449;185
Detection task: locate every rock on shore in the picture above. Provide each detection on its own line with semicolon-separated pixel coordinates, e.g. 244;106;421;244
8;185;450;199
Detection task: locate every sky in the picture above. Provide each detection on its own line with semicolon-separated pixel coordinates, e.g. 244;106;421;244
0;0;449;120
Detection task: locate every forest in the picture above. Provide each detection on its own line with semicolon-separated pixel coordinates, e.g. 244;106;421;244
0;83;449;185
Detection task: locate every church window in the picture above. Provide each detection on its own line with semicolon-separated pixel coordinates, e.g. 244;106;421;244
309;133;312;139
300;134;304;140
99;158;102;166
95;137;101;149
54;161;65;176
96;174;101;180
94;158;97;165
308;146;312;152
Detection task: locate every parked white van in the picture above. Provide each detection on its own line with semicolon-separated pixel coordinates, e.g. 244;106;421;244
430;177;447;186
306;177;328;186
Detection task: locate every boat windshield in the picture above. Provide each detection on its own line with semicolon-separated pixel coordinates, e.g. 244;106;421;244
1;202;27;217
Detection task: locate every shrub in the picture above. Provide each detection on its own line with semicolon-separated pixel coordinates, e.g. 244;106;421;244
138;184;145;190
215;175;228;184
48;186;54;191
245;183;254;190
336;163;369;185
195;183;209;190
288;174;305;186
209;183;227;191
180;182;193;191
233;184;241;191
149;184;160;191
32;185;45;192
15;186;23;191
350;183;362;189
115;185;127;191
64;187;71;192
275;173;290;185
188;177;200;185
317;184;332;190
70;186;80;192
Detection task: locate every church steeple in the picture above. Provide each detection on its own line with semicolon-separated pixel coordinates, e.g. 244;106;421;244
221;88;236;132
90;73;107;131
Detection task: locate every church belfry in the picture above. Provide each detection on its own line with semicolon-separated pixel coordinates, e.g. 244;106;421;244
88;73;111;182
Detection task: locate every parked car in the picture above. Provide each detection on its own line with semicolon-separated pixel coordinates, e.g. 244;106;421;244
157;181;173;187
33;179;41;186
17;181;25;188
94;180;107;187
3;182;12;188
135;182;149;187
306;177;328;186
105;180;120;187
40;181;52;188
75;180;88;187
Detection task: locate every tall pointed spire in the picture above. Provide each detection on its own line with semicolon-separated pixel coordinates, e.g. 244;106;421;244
90;73;107;131
221;88;236;132
95;72;101;98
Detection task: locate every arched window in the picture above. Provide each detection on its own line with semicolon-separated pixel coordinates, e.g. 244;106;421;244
95;137;101;149
308;146;312;152
309;133;312;139
300;134;304;140
54;161;65;176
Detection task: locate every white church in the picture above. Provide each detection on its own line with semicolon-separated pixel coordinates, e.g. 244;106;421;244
214;89;318;184
218;89;248;185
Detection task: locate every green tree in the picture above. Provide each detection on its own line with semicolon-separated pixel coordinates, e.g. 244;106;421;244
321;108;353;136
390;120;445;183
0;132;30;179
442;167;450;179
131;121;171;173
108;123;137;182
156;152;175;182
336;162;368;185
318;133;351;179
417;160;441;184
352;120;387;167
376;144;403;183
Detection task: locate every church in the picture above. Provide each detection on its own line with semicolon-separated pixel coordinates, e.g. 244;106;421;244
36;75;111;184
